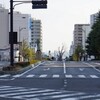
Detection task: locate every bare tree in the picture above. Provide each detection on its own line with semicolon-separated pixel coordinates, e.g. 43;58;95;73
57;45;66;61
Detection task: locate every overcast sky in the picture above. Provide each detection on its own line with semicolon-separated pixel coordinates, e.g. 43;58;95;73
0;0;100;54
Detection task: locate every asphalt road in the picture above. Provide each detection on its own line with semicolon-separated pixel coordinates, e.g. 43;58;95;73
0;61;100;100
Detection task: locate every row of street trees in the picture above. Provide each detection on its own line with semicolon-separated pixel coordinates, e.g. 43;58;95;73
73;12;100;61
19;40;36;62
86;12;100;59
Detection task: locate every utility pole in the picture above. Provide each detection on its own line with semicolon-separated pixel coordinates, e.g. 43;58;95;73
10;0;14;66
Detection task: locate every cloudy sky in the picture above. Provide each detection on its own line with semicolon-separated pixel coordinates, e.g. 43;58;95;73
0;0;100;54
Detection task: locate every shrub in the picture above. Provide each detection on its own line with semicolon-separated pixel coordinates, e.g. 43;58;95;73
29;60;39;64
14;62;30;68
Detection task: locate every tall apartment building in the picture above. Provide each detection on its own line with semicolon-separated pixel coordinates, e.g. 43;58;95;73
30;19;42;52
73;24;90;52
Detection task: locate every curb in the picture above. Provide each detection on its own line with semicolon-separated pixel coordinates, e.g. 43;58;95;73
0;61;42;75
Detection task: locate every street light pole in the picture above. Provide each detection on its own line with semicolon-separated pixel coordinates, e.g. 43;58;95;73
19;27;26;43
18;27;26;62
10;0;14;66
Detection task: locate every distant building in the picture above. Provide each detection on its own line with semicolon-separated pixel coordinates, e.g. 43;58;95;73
90;12;98;28
30;19;42;52
82;25;91;50
73;24;90;52
69;41;74;56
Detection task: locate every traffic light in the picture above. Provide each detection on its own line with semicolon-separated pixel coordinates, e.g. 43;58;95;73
32;0;47;9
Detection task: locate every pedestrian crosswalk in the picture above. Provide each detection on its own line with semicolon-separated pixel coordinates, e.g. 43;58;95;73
0;74;100;79
0;85;100;100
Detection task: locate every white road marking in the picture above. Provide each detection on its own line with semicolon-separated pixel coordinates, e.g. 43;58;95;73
61;98;78;100
51;93;84;98
63;61;66;74
79;68;84;71
39;74;47;78
65;75;73;78
95;63;100;65
53;75;59;78
79;94;100;99
0;74;10;78
83;62;100;73
26;75;35;77
11;62;45;80
78;75;86;78
13;74;21;78
0;85;100;100
43;68;50;71
19;62;45;76
90;75;99;78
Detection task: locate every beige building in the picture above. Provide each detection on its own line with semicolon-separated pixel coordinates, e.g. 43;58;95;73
73;24;90;52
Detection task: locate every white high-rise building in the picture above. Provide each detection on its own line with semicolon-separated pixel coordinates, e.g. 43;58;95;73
30;19;42;52
0;6;9;49
0;5;9;61
13;12;31;45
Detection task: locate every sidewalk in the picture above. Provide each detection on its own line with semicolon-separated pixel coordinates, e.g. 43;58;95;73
0;61;42;75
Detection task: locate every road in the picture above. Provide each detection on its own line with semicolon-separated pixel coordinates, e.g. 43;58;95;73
0;61;100;100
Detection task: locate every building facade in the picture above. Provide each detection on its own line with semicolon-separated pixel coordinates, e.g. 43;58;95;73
73;24;83;52
82;24;91;50
0;6;9;49
0;6;9;61
73;24;90;52
30;19;42;52
13;12;31;45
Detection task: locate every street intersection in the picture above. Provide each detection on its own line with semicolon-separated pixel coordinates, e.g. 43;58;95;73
0;61;100;100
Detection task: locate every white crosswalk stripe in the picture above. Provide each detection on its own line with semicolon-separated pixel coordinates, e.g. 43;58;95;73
0;85;100;100
0;74;99;79
90;75;99;78
65;75;73;78
53;75;59;78
78;75;86;78
0;74;10;78
26;75;35;78
39;74;47;78
13;74;21;78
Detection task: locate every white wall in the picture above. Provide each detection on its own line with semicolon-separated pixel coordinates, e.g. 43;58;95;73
13;12;31;44
0;7;9;49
